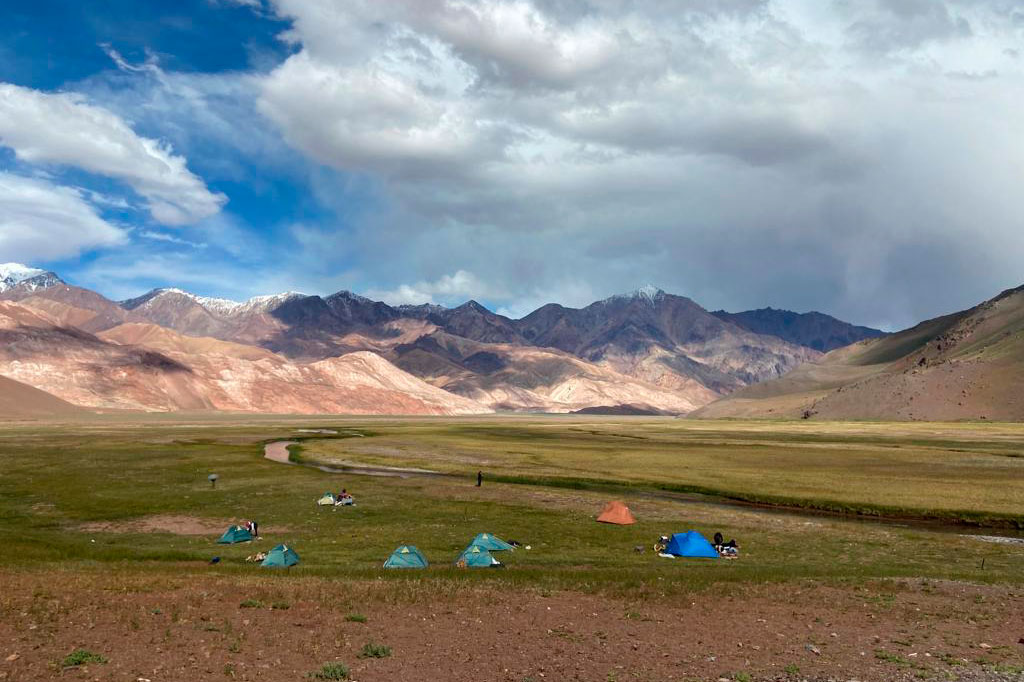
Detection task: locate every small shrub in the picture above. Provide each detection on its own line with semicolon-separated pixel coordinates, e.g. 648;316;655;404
310;662;349;680
358;642;392;659
734;673;752;682
271;601;290;610
784;663;800;675
344;613;367;623
228;639;242;653
62;649;107;667
240;599;265;609
875;649;911;666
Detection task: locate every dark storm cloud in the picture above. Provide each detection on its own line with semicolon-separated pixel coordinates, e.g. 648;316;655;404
247;0;1024;329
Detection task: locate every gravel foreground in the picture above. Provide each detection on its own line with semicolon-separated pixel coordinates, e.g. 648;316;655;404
1;573;1022;682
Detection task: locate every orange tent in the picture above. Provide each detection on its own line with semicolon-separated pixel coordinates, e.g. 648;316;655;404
596;500;636;525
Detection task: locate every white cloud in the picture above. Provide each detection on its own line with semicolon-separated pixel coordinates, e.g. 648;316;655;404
0;82;226;225
366;270;490;306
0;172;127;262
255;0;1024;328
138;230;208;249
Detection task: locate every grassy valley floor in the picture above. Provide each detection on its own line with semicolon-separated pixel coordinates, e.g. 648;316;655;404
0;415;1022;681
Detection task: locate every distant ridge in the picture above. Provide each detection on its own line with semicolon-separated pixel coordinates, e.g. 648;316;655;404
712;307;885;352
695;283;1024;421
0;263;878;415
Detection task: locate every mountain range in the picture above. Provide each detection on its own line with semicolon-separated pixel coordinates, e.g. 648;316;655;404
694;284;1024;421
0;262;886;416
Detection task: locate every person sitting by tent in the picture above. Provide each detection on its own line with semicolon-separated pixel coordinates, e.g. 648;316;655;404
654;535;670;553
245;551;267;563
713;532;724;551
244;520;259;538
720;537;739;558
335;488;354;506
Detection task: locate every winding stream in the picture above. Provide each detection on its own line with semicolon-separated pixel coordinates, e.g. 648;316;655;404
262;440;1024;541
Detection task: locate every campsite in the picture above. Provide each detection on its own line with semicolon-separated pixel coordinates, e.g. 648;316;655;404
1;414;1023;681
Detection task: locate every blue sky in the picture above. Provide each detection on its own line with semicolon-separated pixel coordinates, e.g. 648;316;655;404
1;1;1023;327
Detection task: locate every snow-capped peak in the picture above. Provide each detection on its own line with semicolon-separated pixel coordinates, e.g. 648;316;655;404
0;262;45;283
129;287;304;315
605;285;666;305
0;263;62;293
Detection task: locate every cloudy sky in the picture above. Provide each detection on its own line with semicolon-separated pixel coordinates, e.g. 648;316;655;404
1;0;1022;328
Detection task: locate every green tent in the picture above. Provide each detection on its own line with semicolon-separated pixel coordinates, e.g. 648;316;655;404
455;544;501;568
261;544;299;568
383;545;428;569
469;533;515;552
217;525;253;544
317;492;336;506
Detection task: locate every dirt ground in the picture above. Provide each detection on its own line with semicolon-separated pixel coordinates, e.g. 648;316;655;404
2;574;1022;682
79;515;242;536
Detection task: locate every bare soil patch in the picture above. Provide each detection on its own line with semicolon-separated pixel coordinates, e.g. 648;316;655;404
1;574;1022;682
79;515;238;536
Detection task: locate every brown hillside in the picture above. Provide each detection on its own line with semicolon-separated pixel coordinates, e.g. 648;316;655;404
693;285;1024;421
0;375;84;419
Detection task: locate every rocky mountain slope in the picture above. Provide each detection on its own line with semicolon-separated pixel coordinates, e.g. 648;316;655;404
694;284;1024;421
0;300;486;415
0;264;866;416
711;308;885;352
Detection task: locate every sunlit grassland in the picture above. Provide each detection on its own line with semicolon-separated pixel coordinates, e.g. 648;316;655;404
301;417;1024;524
0;415;1021;597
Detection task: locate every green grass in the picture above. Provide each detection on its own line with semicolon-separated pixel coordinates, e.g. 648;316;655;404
876;649;912;666
358;642;391;658
239;599;264;608
344;613;367;623
61;649;106;667
309;662;349;680
0;415;1022;598
300;418;1024;525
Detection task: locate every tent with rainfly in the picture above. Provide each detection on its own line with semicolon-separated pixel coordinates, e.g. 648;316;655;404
317;492;336;506
261;544;300;568
596;500;636;525
384;545;428;569
469;533;515;551
455;544;501;568
217;525;253;544
665;531;719;558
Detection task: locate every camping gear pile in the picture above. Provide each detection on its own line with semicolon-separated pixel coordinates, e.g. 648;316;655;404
316;491;355;507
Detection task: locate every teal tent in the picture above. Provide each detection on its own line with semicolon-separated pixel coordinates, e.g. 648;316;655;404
217;525;253;544
665;531;719;558
383;545;428;569
261;544;299;568
317;492;336;506
455;544;501;568
469;533;515;552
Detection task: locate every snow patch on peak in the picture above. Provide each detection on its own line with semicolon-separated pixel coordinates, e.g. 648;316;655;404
606;285;666;305
0;263;62;293
0;263;45;282
148;288;305;315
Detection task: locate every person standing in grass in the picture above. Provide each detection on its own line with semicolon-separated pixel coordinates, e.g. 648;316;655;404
477;471;483;487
